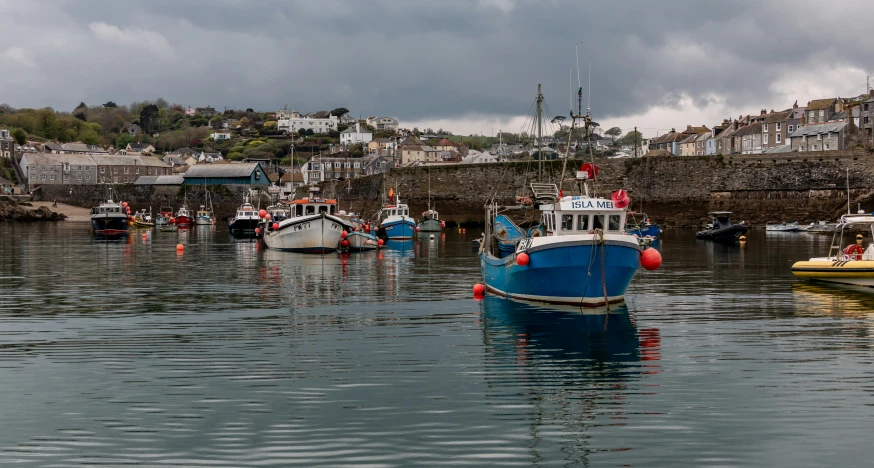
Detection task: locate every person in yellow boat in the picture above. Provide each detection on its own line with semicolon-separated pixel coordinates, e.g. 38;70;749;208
844;234;865;260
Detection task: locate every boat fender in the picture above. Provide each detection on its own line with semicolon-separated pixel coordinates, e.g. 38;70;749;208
516;252;530;266
843;244;864;260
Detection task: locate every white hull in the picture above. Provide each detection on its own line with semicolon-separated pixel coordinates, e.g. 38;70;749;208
347;232;380;251
196;217;214;225
263;214;346;253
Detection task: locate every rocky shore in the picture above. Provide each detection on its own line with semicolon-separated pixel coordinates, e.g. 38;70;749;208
0;201;67;222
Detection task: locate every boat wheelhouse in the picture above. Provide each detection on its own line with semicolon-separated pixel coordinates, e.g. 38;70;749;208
263;191;355;253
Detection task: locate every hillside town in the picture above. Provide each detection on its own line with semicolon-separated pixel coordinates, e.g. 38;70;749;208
2;89;874;197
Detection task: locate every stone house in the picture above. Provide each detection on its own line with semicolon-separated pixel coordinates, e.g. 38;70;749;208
196;106;217;117
0;129;13;158
126;124;142;137
789;122;848;152
761;110;790;150
734;122;763;154
20;153;171;186
861;93;874;146
804;98;843;125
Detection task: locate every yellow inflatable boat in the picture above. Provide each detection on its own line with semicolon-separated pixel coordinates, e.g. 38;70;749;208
791;214;874;287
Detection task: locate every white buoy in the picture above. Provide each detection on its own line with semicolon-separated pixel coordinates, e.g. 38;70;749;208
430;234;435;240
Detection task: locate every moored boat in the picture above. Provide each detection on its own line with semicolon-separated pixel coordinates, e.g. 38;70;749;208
626;212;661;238
155;206;172;226
792;213;874;287
345;231;382;252
91;198;131;236
806;221;838;234
695;211;748;242
377;191;416;240
228;198;260;236
262;191;354;253
133;208;154;228
175;204;194;227
766;221;800;232
195;191;215;225
417;209;444;232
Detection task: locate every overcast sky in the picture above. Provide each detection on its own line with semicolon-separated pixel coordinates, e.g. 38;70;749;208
1;0;871;137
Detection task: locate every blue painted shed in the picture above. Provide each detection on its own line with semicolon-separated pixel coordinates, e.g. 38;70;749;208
183;163;268;185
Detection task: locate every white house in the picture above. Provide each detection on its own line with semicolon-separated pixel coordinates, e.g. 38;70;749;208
340;123;373;146
210;132;232;141
276;109;338;135
365;116;399;131
184;107;196;116
198;152;224;163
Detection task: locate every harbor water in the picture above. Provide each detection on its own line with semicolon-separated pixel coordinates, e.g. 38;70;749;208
1;223;873;466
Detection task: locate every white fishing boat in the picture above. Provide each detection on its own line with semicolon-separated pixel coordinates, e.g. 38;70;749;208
262;188;354;253
228;197;260;236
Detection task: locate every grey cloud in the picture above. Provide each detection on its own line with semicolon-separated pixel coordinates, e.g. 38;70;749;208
0;0;871;126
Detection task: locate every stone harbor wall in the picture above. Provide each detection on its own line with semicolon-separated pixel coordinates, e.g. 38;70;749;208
310;150;874;228
29;150;874;227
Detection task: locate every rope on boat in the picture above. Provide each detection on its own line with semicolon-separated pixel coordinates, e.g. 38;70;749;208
598;229;610;313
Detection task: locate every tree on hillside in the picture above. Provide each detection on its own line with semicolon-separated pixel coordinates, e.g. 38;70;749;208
103;101;117;108
618;130;643;147
10;128;26;145
74;111;87;121
75;102;87;111
605;126;622;141
139;103;159;134
330;107;350;117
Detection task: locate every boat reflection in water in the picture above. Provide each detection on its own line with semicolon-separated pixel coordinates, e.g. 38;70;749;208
791;282;874;318
479;296;662;462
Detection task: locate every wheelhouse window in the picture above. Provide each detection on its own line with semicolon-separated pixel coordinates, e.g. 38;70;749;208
608;215;621;231
592;215;604;230
295;205;303;216
577;215;589;231
305;205;315;215
318;205;328;214
561;214;573;231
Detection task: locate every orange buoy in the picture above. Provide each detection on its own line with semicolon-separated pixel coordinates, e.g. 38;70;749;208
258;209;267;218
641;248;662;270
342;230;348;238
169;217;176;224
176;243;184;251
473;283;485;296
141;233;147;238
341;239;350;247
377;239;384;246
516;252;530;266
272;222;279;230
265;213;272;221
255;227;261;235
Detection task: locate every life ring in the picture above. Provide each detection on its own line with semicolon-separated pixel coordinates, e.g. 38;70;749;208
843;244;864;260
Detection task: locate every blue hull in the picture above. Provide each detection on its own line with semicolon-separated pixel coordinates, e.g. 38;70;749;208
382;219;416;240
627;225;660;238
481;241;640;306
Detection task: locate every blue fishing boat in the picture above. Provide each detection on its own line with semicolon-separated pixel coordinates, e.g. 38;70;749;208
478;84;659;306
377;190;416;240
626;212;661;238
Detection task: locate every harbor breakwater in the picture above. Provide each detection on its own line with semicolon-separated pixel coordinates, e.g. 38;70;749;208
33;150;874;227
314;150;874;228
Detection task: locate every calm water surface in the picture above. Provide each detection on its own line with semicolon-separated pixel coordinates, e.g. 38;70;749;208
0;222;872;467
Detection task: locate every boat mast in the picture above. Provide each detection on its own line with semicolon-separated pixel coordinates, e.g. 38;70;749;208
536;83;544;183
847;167;850;214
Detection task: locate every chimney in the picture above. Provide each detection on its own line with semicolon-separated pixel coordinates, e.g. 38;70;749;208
761;109;767;116
793;100;798;109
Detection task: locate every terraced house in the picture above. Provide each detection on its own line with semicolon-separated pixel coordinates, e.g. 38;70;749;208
20;153;171;186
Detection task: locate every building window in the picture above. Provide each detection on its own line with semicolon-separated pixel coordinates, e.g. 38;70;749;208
41;174;46;180
826;143;830;150
776;122;781;131
50;174;55;180
124;167;129;174
865;103;869;111
136;168;139;174
764;134;768;144
763;124;768;132
866;117;870;124
789;125;794;133
63;174;69;180
809;111;814;121
113;167;117;174
85;174;90;180
776;133;782;143
353;162;360;168
819;110;825;119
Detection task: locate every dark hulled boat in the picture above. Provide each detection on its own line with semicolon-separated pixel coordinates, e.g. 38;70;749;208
91;199;131;236
696;211;748;242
